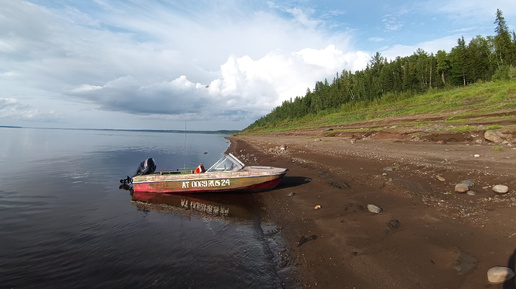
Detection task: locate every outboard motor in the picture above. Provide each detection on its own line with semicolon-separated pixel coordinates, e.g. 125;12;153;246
134;158;156;176
120;158;157;188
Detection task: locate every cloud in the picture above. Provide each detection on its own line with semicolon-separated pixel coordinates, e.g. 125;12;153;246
69;45;369;121
415;0;516;33
285;7;322;29
71;84;102;93
382;13;406;31
0;98;59;120
435;0;516;19
368;37;384;43
0;71;19;77
380;35;462;60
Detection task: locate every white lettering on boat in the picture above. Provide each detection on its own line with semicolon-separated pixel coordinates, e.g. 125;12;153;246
182;179;230;189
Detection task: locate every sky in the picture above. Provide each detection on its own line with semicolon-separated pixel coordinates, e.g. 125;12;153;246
1;0;515;131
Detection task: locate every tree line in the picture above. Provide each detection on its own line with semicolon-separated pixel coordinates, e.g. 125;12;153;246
246;9;516;130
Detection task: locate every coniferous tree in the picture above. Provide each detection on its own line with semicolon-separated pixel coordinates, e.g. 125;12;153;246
494;9;514;66
468;36;493;81
450;37;468;86
369;52;385;97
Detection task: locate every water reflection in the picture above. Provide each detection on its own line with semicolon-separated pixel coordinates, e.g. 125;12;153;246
131;191;256;221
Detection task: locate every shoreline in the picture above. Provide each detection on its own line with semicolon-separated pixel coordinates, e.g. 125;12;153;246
226;134;516;289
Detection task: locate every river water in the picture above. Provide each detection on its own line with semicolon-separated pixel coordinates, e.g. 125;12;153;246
0;128;287;289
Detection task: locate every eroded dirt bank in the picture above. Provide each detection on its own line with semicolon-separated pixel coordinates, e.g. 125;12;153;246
226;133;516;289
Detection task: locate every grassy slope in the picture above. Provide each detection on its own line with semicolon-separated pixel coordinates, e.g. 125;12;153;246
240;80;516;136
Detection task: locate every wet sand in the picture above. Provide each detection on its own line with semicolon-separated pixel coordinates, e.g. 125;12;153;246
226;134;516;289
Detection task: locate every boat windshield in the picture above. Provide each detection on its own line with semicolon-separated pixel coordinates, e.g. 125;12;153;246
206;153;245;172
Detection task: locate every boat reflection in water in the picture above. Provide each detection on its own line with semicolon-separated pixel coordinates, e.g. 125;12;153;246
131;190;256;221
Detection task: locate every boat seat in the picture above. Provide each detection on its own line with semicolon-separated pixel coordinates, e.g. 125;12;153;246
194;164;206;173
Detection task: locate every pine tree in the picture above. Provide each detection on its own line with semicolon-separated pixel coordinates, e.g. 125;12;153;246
468;36;494;81
494;9;514;66
450;37;468;86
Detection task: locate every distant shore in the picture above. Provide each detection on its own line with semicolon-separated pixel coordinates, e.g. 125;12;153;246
0;125;239;135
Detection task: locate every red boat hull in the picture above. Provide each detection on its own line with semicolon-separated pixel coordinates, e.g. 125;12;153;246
132;167;287;194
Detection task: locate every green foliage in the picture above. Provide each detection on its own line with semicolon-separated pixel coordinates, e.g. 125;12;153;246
492;65;511;81
492;145;503;152
243;10;516;132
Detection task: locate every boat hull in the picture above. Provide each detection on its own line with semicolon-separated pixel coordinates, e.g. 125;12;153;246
132;166;287;194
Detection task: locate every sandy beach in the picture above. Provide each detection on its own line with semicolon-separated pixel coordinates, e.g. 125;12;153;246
226;132;516;289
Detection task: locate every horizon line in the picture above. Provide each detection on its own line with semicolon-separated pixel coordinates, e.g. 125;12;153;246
0;125;241;134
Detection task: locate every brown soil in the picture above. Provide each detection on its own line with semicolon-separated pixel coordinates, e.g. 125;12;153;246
226;124;516;289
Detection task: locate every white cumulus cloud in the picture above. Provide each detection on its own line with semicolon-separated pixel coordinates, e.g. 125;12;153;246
69;45;369;122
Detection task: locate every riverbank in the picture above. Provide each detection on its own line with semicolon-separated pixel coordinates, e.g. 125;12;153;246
226;133;516;289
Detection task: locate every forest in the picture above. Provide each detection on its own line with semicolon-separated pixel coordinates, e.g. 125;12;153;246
245;9;516;130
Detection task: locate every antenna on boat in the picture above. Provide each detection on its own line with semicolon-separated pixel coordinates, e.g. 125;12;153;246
183;121;187;169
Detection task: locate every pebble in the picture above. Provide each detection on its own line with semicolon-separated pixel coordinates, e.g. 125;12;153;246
455;183;469;193
288;192;296;197
298;234;318;247
487;266;515;284
314;205;321;210
492;185;509;194
367;204;383;214
386;219;401;230
437;176;445;182
461;179;475;187
329;180;350;189
467;190;476;196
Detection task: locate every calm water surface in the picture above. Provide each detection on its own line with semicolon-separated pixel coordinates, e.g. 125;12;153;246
0;128;285;289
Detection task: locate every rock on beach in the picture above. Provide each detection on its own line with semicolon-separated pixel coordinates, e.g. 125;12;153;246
487;266;515;284
455;183;469;193
367;204;383;214
460;180;475;187
492;185;509;194
484;130;512;144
